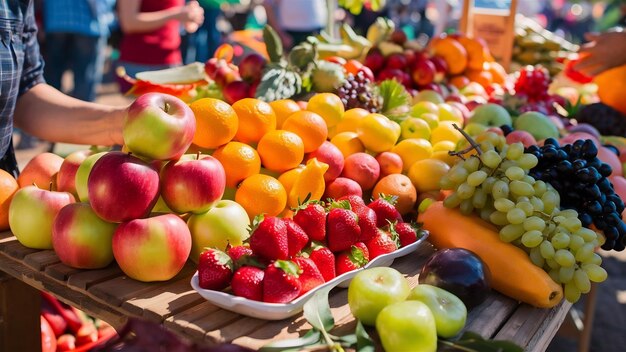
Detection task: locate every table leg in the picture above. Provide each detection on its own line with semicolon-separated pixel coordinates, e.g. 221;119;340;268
0;272;42;352
577;283;598;352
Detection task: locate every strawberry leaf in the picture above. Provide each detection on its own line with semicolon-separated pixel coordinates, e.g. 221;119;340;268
303;287;334;332
274;260;300;277
349;246;368;267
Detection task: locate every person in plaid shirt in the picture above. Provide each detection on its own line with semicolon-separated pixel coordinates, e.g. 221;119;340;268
0;1;126;177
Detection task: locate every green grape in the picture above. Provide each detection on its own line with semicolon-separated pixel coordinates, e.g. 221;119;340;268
576;228;598;243
551;232;571;250
517;153;539;170
489;211;509;226
574;269;591;294
510;180;535;197
482;176;497;193
582;264;607;282
548;268;560;283
543;222;557;237
456;182;475;200
533;180;547;196
529;247;545;267
542;191;559;215
467;170;488;187
574;243;595;263
504;166;525;181
568;235;585;251
462;156;480;172
521;175;536;185
500;224;525;242
524;216;546;231
500;160;517;171
506;208;527;225
529;196;544;212
554;249;576;267
564;281;581;303
546;257;560;270
516;201;534;217
540;240;556;259
559;209;578;218
479;141;495;154
482;150;502;169
559;266;575;283
494;198;515;212
459;199;474;215
553;215;566;224
492;180;509;199
449;165;469;184
439;176;455;190
521;230;543;247
506;142;524;160
479;206;495;221
443;193;462;208
472;188;487;209
589;253;602;265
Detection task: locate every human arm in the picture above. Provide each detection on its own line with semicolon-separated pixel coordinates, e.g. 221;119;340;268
14;84;126;147
118;0;204;34
573;30;626;76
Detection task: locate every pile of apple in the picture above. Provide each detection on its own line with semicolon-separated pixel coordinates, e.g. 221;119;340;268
197;196;424;303
204;51;267;104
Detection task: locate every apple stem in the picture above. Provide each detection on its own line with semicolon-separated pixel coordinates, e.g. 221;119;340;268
196;151;201;160
163;102;171;113
449;123;483;160
49;182;53;192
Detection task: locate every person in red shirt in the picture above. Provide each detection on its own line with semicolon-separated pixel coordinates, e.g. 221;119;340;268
117;0;204;93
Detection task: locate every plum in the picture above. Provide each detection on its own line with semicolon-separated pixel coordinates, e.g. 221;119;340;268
418;248;492;308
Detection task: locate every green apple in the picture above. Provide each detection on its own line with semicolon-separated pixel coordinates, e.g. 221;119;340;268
463;122;488;137
468;103;512;127
376;300;437;352
437;103;464;125
412;90;445;104
408;284;467;338
187;200;251;261
513;111;559;141
400;117;431;140
74;152;106;202
348;267;410;326
410;101;440;118
417;112;440;129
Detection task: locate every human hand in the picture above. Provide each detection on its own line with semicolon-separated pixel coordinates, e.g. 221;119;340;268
573;30;626;76
179;1;204;33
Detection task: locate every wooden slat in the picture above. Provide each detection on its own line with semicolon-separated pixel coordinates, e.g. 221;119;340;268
121;277;199;318
164;301;225;342
142;290;205;323
464;292;518;339
0;275;41;352
66;265;123;291
0;239;39;260
44;263;82;283
23;250;60;271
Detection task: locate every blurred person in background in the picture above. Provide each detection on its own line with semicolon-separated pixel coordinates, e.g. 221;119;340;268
182;0;223;64
574;29;626;77
116;0;204;93
262;0;327;49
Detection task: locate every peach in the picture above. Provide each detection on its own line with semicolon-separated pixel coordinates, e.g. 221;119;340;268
341;152;380;191
323;177;363;200
306;141;344;182
375;152;403;177
17;152;64;190
506;130;537;148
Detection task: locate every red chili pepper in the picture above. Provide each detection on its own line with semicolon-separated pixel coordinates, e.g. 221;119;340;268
41;292;83;334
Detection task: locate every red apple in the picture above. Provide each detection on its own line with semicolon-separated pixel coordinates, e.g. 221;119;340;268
378;68;411;87
411;58;436;86
390;30;408;46
364;48;385;73
205;58;219;79
430;56;448;82
9;185;75;249
419;82;443;95
222;80;251;104
214;63;241;87
113;213;192;282
506;130;537;148
74;152;106;202
52;203;117;269
123;93;196;160
56;150;92;198
88;152;160;223
385;53;408;71
239;53;267;82
160;154;226;214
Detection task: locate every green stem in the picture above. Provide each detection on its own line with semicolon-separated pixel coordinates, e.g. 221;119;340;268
439;340;478;352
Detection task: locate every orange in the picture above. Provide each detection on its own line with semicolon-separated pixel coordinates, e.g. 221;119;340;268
235;174;287;219
449;75;470;89
232;98;276;145
465;69;493;90
211;141;261;188
594;64;626;115
189;98;239;149
17;152;64;190
0;169;18;230
257;130;305;172
307;93;345;128
487;62;507;85
269;99;301;129
330;131;365;158
431;37;468;75
372;174;417;215
456;36;487;71
282;111;328;153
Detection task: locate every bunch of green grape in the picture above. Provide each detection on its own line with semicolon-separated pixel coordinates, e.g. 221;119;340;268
440;131;607;303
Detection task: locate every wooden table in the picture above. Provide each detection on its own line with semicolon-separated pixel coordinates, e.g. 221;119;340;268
0;231;572;351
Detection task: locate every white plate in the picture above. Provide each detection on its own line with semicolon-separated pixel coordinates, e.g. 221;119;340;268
190;231;429;320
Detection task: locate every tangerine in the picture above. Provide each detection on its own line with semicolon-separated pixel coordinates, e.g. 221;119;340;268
282;111;328;153
211;141;261;188
189;98;239;149
232;98;276;145
235;174;287;219
372;174;417;215
0;169;18;230
269;99;301;129
330;131;365;158
257;130;305;172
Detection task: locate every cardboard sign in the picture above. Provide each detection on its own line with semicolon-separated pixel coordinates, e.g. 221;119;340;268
460;0;518;69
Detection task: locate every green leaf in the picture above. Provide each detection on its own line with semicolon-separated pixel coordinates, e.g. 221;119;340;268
377;79;411;122
263;25;283;63
255;66;302;102
355;321;375;352
259;329;322;352
334;333;357;346
303;287;335;332
439;331;524;352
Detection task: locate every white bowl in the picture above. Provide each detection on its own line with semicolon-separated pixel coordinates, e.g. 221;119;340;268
190;231;429;320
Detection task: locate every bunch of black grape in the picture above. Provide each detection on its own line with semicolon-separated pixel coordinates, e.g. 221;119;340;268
526;138;626;251
336;71;381;113
573;102;626;137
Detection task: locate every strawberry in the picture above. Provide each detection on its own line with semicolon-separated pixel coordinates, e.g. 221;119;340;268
284;218;309;257
231;266;265;301
227;245;253;264
249;216;289;260
326;204;361;252
393;222;419;247
335;243;370;275
263;260;302;303
354;206;378;243
366;229;398;259
293;257;325;294
338;195;367;214
368;194;403;228
353;242;370;262
309;245;336;282
197;248;233;290
293;202;327;241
